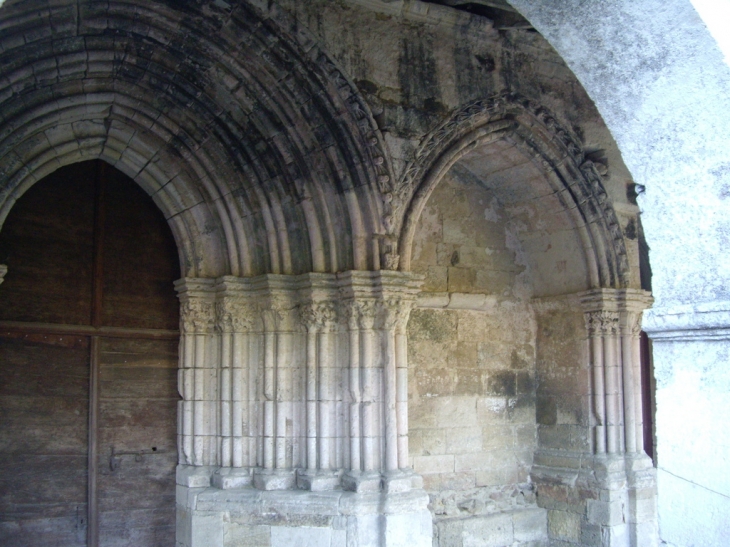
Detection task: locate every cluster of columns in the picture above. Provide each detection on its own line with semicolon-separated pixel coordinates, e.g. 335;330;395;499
581;289;652;457
531;288;658;547
174;271;422;492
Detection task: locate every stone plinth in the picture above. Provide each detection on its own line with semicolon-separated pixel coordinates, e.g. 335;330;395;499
176;478;432;547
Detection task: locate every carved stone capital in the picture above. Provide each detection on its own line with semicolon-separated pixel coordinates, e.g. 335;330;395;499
216;299;258;333
584;310;621;336
343;300;378;331
180;299;217;334
629;313;643;337
261;306;288;332
377;298;415;332
299;301;339;332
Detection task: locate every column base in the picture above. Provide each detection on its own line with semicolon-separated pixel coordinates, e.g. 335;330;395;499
211;467;252;489
176;481;433;547
253;468;297;491
531;451;658;547
297;469;341;491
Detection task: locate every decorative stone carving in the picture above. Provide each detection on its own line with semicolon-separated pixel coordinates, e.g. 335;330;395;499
316;52;396;247
397;93;629;286
299;301;338;332
180;299;216;334
344;299;377;331
215;299;258;333
377;298;415;332
585;309;621;336
0;264;6;286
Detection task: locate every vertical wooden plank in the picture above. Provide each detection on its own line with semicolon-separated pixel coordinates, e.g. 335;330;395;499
91;162;107;329
88;155;107;547
0;162;96;324
88;336;100;547
100;167;180;331
97;337;178;547
0;334;90;547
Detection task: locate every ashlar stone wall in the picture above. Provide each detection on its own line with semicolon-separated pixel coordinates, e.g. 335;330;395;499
407;170;547;546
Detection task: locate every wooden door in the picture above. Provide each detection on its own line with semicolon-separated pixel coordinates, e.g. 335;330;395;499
0;161;180;547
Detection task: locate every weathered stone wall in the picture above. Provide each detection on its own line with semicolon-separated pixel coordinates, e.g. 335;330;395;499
503;1;730;545
0;1;665;546
406;169;546;545
277;0;643;276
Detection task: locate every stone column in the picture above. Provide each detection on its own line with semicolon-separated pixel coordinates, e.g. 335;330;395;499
175;278;219;484
531;289;657;547
251;277;299;491
211;279;258;488
297;294;341;491
176;271;432;547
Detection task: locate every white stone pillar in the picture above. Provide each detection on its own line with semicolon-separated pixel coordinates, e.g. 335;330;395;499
176;271;432;547
253;280;299;491
175;279;218;470
581;289;653;458
532;289;657;547
297;297;341;491
211;280;258;488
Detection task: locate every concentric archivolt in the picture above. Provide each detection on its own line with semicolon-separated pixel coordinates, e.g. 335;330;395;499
396;93;629;289
0;0;393;277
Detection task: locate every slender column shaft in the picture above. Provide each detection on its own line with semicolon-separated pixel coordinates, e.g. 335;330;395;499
181;336;194;464
632;329;644;453
604;329;620;454
395;329;409;469
232;332;244;467
275;332;289;469
384;327;398;472
349;326;361;471
263;328;275;469
193;334;207;465
591;333;606;453
220;332;232;467
361;327;378;472
622;329;637;453
318;330;333;469
306;328;318;471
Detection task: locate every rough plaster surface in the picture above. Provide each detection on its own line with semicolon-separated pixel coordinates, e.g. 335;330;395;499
2;0;711;545
507;0;730;309
503;2;730;544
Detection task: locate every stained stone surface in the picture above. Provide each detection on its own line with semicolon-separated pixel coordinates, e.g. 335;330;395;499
3;0;727;545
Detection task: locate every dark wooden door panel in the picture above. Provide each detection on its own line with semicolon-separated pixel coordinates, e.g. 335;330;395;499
96;329;178;547
0;160;180;547
0;335;90;547
101;169;179;331
0;163;96;325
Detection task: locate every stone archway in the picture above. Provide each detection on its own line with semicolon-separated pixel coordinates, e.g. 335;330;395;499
0;160;181;547
397;94;655;546
500;2;730;544
0;3;434;547
0;0;395;279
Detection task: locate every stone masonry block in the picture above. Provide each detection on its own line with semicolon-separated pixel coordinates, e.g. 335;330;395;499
513;508;548;542
384;510;432;547
414;454;455;474
224;524;271;547
454;452;492;473
462;513;513;547
446;427;483;454
191;512;224;547
587;498;626;527
271;526;330;547
547;510;581;543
